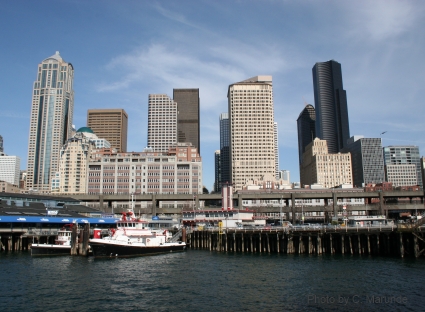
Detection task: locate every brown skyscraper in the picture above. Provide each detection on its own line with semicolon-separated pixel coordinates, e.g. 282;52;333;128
173;89;200;154
87;109;128;152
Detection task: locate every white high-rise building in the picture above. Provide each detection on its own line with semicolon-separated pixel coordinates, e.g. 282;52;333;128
0;153;21;186
274;121;279;179
227;76;276;191
147;94;177;152
26;52;74;193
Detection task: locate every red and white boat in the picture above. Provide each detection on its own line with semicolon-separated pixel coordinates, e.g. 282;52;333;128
31;224;74;256
89;212;186;258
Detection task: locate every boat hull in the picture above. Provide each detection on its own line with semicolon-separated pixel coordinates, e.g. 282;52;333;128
90;241;186;258
31;244;71;256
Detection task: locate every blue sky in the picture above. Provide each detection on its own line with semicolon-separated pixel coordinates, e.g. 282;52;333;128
1;0;424;191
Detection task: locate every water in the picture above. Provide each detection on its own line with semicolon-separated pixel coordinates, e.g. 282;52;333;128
1;251;424;311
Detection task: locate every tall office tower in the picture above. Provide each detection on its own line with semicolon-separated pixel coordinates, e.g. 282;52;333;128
300;138;352;188
313;60;350;153
173;89;200;153
297;104;316;166
0;153;21;186
228;76;276;191
26;52;74;192
274;122;279;179
214;150;221;193
87;109;128;152
0;135;3;153
341;136;385;187
147;94;177;152
219;113;230;188
383;145;422;189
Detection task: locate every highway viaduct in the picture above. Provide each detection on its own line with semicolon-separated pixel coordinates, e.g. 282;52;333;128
71;190;425;223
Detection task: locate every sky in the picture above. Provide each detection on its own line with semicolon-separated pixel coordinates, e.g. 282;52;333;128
1;0;424;192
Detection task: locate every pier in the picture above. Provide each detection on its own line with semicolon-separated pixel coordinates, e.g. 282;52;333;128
185;225;425;258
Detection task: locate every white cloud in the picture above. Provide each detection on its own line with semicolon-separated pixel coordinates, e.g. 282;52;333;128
346;0;420;41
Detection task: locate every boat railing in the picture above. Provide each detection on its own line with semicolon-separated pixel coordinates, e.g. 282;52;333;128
25;229;60;236
168;228;183;243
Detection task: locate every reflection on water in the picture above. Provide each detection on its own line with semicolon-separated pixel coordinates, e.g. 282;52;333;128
0;251;424;311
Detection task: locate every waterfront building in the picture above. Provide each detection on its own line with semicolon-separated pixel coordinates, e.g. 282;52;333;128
87;109;128;153
274;122;279;179
26;52;74;193
228;76;276;191
173;89;200;153
297;104;316;166
300;138;352;188
87;142;202;195
313;60;350;153
219;113;230;189
383;145;422;189
57;127;97;194
341;136;385;187
0;135;3;153
0;153;21;186
147;94;177;152
214;150;221;193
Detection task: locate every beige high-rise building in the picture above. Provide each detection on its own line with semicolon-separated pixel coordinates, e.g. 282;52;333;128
26;52;74;193
300;138;352;188
227;76;276;191
57;127;97;194
87;109;128;152
147;94;177;152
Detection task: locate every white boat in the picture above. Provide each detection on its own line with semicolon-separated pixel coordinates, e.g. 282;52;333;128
31;225;73;256
89;212;186;258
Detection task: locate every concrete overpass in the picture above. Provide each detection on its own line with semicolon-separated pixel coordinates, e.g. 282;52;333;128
71;190;425;223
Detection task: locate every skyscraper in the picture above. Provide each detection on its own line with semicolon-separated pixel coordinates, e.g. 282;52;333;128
0;135;3;153
219;113;230;188
297;104;316;166
214;150;221;193
173;89;200;153
147;94;177;152
26;52;74;192
0;153;20;186
274;122;279;179
342;136;385;187
383;145;422;189
228;76;276;191
87;109;128;152
313;60;350;153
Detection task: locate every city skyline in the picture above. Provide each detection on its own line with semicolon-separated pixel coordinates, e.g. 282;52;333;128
1;1;425;191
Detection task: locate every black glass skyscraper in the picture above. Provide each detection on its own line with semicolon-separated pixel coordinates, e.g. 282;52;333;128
219;113;230;187
312;60;350;153
297;104;316;166
173;89;200;153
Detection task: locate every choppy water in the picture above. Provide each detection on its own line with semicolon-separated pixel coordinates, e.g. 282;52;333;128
0;251;424;311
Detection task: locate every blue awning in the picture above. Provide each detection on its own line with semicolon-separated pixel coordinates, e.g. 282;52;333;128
0;216;119;224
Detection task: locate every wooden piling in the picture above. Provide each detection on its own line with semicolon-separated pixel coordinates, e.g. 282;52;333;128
71;225;78;256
